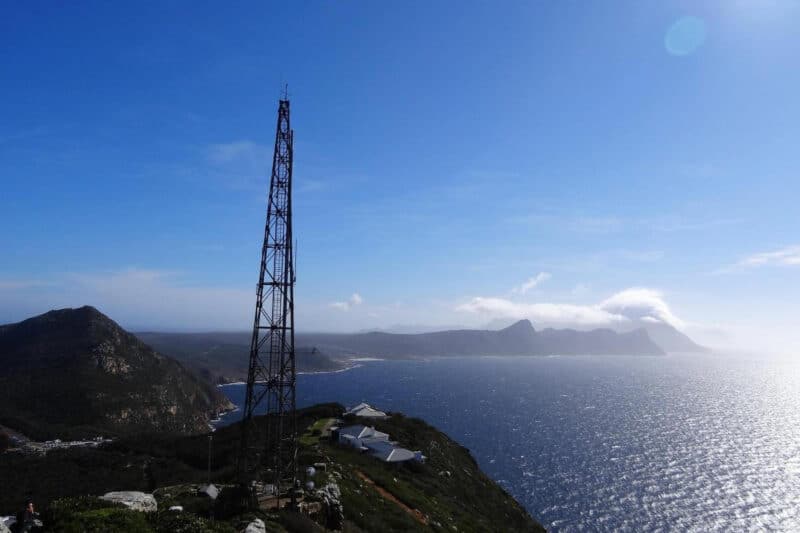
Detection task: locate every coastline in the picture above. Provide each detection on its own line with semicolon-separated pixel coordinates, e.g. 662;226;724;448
215;358;376;387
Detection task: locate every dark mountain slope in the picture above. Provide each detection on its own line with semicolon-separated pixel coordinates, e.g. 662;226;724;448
297;319;665;357
134;331;347;383
0;306;233;440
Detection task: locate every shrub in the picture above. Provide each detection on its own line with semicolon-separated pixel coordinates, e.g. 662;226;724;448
50;507;152;533
44;496;126;526
278;510;326;533
213;485;250;520
149;511;236;533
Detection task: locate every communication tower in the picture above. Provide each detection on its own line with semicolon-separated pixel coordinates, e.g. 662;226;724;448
238;95;297;505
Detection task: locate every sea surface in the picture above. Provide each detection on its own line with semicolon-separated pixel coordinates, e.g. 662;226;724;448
217;354;800;532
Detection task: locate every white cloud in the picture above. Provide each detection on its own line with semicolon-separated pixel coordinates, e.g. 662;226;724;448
598;287;684;329
205;140;272;192
330;293;363;312
457;287;685;329
737;245;800;268
507;214;624;234
571;283;590;296
617;250;664;262
456;297;627;327
507;211;740;235
207;140;268;164
512;272;551;294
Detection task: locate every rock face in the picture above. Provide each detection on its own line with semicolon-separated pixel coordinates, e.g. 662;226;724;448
319;482;344;530
100;491;158;512
0;306;234;439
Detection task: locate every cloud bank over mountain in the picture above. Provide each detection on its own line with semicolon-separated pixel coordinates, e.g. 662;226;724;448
457;287;685;331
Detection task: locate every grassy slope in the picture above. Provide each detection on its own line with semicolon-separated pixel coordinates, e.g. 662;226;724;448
1;404;545;532
311;413;544;532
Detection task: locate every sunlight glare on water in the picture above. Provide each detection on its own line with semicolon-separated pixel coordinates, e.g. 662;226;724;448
219;354;800;531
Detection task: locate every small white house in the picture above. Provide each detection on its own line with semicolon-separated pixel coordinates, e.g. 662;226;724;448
335;424;424;464
337;424;389;445
362;440;417;463
344;403;389;419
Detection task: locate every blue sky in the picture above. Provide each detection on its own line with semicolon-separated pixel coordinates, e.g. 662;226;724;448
2;2;799;353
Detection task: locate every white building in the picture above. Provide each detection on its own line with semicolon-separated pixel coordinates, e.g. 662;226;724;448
344;402;389;419
335;424;424;464
336;424;390;449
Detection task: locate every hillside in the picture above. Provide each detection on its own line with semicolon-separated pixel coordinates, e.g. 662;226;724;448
134;331;348;384
639;322;709;353
0;404;545;532
0;307;233;440
298;319;665;357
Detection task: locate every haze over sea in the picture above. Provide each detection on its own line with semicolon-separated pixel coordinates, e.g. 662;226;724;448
218;354;800;532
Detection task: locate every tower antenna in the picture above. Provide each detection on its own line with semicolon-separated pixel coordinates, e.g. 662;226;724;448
238;94;297;508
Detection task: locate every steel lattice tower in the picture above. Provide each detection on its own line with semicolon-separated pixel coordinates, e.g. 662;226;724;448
238;96;297;504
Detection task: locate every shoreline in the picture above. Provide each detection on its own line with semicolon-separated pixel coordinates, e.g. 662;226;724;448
216;358;379;387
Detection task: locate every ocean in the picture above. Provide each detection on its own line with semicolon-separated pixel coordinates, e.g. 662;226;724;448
216;354;800;532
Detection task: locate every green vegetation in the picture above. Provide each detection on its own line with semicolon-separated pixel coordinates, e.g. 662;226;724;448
299;417;332;447
42;496;236;532
44;497;151;533
322;413;544;532
1;403;544;531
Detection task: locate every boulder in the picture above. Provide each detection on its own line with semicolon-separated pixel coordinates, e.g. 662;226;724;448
199;483;219;500
242;518;266;533
319;482;344;530
100;491;158;512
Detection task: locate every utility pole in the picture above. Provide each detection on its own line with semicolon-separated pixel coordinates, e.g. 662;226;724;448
207;434;212;485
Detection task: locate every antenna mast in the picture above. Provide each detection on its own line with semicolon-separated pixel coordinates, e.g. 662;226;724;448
238;95;297;506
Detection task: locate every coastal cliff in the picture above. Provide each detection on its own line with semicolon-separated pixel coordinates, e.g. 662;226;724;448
0;404;545;532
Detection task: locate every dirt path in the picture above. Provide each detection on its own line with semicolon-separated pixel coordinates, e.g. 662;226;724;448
355;470;428;525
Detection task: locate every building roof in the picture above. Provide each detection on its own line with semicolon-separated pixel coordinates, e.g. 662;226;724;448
338;424;389;441
364;440;417;462
345;403;388;418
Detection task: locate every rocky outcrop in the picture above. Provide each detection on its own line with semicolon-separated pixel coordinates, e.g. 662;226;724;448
241;518;266;533
319;482;344;530
100;491;157;513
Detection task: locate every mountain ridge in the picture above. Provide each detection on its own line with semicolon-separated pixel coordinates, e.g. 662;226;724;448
296;319;667;357
0;306;233;440
133;331;349;384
